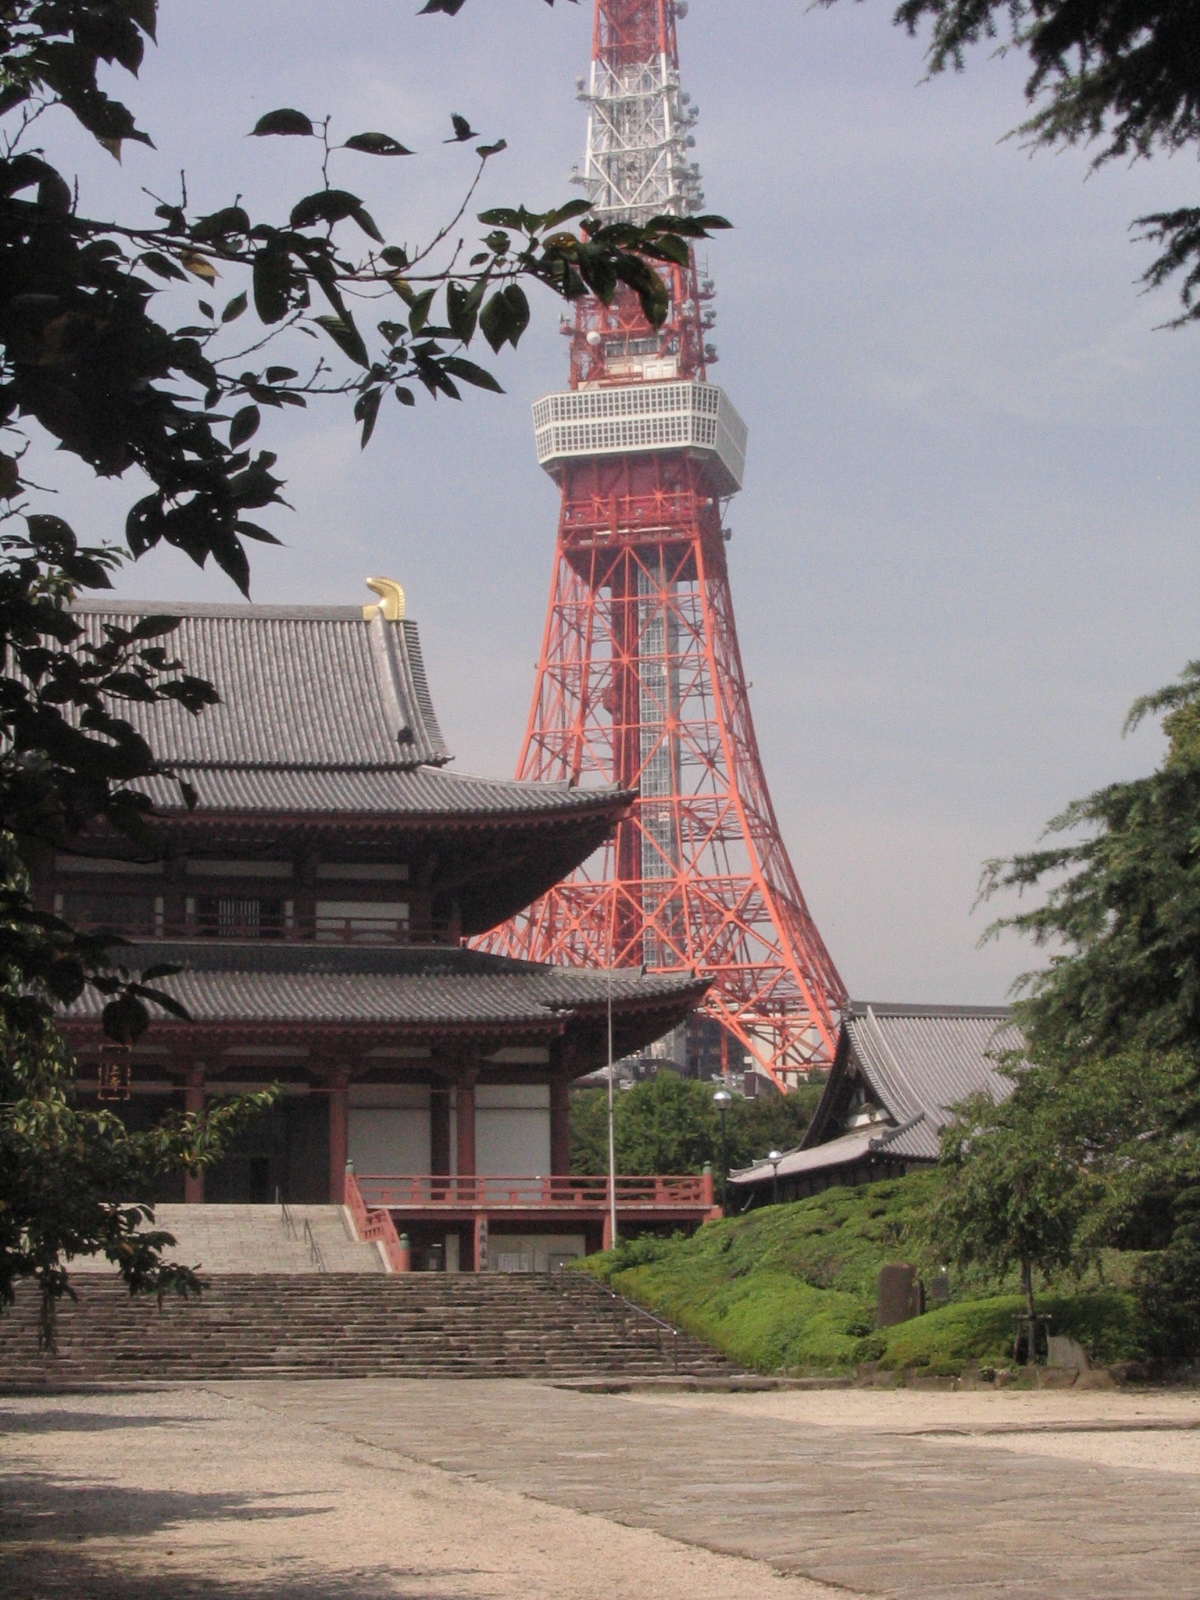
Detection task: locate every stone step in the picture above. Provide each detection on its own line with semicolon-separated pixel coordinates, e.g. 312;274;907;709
0;1274;735;1384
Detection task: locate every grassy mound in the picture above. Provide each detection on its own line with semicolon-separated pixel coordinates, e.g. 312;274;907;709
878;1290;1143;1375
581;1172;1143;1375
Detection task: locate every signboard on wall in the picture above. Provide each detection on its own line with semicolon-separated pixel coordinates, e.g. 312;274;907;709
474;1215;488;1272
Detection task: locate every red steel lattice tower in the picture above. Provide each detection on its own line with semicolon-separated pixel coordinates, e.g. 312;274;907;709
486;0;846;1085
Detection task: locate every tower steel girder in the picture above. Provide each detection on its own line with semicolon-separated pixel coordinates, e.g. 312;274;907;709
479;0;846;1087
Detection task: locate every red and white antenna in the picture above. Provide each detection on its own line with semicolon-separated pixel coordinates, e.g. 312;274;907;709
482;0;847;1088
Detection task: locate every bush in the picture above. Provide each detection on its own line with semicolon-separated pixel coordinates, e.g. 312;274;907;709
1133;1182;1200;1366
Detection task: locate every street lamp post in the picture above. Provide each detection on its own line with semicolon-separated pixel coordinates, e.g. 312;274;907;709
712;1089;732;1213
767;1150;783;1206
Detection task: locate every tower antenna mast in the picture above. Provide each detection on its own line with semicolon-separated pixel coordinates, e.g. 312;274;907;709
484;0;846;1089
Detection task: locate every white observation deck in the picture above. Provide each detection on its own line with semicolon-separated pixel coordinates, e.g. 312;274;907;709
533;380;748;498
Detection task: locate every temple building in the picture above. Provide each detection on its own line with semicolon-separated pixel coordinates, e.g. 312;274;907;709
729;1001;1021;1204
43;582;716;1270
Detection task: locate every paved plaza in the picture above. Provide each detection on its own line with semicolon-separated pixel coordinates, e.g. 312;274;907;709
2;1379;1199;1600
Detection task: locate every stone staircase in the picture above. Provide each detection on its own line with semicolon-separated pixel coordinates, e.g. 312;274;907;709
71;1205;385;1276
0;1273;736;1384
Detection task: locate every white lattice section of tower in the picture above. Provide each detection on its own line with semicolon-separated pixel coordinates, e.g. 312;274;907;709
532;381;747;494
574;53;704;225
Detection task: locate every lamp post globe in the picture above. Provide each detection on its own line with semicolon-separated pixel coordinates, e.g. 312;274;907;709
712;1089;732;1214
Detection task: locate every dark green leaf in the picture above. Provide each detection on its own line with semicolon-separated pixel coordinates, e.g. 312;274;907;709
313;313;370;367
221;292;248;323
252;247;293;324
251;108;314;137
229;405;261;448
354;387;383;447
543;198;593;229
439;355;503;393
344;132;414;156
478;284;530;352
350;206;384;244
478;207;524;228
139;251;187;282
407;289;436;335
290;189;364;230
395;386;416;406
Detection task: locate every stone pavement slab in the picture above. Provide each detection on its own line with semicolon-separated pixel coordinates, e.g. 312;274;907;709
217;1378;1200;1600
0;1386;845;1600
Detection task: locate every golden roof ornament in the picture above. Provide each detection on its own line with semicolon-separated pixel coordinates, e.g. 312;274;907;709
363;577;405;621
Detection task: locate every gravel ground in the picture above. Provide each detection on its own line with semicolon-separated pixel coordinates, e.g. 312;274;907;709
0;1386;854;1600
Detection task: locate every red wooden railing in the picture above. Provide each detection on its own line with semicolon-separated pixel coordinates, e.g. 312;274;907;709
353;1172;715;1210
344;1169;409;1272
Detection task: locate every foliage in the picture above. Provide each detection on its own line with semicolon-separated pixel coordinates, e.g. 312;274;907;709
841;0;1200;323
0;2;732;1309
0;1013;275;1345
981;668;1200;1072
927;1050;1193;1320
583;1173;937;1371
1133;1180;1200;1366
876;1289;1143;1374
569;1072;822;1178
582;1172;1145;1374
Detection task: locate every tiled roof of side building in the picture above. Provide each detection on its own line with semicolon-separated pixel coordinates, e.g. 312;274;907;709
842;1002;1021;1132
70;601;627;819
58;941;710;1030
731;1000;1022;1187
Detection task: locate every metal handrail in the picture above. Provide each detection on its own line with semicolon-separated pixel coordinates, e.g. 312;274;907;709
277;1188;297;1239
303;1218;326;1274
588;1278;680;1374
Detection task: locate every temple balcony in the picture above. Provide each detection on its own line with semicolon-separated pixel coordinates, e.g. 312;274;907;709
347;1170;721;1269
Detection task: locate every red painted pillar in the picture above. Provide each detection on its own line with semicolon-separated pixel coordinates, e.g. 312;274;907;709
455;1078;476;1181
184;1064;205;1204
550;1077;570;1177
328;1071;349;1203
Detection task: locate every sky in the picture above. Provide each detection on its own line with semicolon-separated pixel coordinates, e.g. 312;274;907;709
29;0;1200;1005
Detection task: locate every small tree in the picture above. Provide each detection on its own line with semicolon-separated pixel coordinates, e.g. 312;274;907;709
927;1050;1195;1327
929;1089;1092;1328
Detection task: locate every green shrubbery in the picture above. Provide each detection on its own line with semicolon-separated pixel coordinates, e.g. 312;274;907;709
582;1173;1153;1376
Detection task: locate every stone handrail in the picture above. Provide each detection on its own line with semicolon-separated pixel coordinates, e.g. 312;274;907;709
344;1169;409;1272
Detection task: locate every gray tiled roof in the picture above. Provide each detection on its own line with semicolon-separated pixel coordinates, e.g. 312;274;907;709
842;1001;1020;1131
71;601;626;821
73;602;448;769
731;1000;1022;1187
129;764;622;818
729;1112;942;1186
61;941;708;1030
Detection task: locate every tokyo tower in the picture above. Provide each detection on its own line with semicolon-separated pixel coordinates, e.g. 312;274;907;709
486;0;846;1087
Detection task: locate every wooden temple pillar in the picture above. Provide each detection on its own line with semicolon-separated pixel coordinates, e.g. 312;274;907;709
455;1074;476;1179
328;1069;350;1203
550;1077;570;1177
184;1063;205;1204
